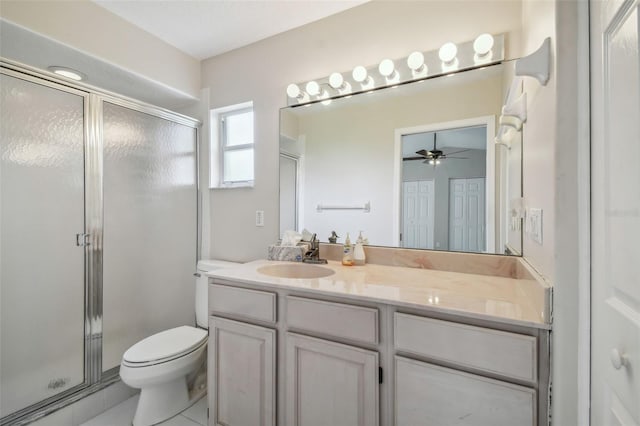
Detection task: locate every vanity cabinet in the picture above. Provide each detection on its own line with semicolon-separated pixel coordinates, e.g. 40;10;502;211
285;333;379;426
208;316;276;426
208;278;549;426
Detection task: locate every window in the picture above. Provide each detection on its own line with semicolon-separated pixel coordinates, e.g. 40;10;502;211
211;102;254;188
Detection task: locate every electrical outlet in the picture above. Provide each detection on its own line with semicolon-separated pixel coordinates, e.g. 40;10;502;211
255;210;264;227
528;208;543;244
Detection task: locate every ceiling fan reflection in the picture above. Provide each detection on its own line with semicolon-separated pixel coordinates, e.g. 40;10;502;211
404;133;470;164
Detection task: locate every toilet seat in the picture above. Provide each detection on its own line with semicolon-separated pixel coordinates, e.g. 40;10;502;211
122;326;207;367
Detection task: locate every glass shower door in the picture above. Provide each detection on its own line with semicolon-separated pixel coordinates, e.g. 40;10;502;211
101;102;197;373
0;73;87;417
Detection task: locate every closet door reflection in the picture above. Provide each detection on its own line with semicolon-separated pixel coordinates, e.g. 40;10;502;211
102;102;197;372
0;74;86;417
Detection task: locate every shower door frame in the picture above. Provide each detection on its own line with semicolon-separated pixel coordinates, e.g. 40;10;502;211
0;59;200;426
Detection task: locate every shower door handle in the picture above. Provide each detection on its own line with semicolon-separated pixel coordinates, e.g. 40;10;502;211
76;233;90;246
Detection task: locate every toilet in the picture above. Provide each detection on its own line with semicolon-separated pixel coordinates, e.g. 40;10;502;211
120;259;238;426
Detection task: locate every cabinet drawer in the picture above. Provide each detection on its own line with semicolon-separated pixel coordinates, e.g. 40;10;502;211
286;296;378;345
395;356;536;426
394;313;537;382
209;283;276;324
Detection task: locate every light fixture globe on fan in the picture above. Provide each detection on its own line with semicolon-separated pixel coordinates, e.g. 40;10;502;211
404;132;470;165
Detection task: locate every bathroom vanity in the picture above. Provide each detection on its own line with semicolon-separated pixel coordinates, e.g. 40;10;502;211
206;257;551;426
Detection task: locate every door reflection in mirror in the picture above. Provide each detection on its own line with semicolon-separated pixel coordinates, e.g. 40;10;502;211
401;126;487;252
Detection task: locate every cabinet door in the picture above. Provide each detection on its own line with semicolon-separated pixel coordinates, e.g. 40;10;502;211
286;333;379;426
395;356;535;426
208;317;276;426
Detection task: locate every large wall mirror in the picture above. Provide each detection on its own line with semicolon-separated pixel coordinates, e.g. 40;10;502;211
279;60;523;256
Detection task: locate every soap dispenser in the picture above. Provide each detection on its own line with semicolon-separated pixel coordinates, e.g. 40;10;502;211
354;231;366;266
342;233;354;266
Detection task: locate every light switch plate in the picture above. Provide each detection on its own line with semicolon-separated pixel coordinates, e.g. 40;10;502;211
528;208;543;244
255;210;264;227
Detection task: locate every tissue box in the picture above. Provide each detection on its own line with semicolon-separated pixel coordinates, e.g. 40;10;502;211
267;245;307;262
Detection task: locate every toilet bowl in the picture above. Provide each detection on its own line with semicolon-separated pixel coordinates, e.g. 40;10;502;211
120;259;239;426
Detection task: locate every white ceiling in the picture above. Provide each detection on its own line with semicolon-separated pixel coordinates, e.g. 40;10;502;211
92;0;368;60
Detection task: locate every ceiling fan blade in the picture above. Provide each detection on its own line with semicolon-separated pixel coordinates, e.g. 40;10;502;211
443;149;471;156
403;156;425;161
415;149;430;156
443;157;469;159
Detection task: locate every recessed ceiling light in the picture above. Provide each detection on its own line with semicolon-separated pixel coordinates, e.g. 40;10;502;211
48;66;85;81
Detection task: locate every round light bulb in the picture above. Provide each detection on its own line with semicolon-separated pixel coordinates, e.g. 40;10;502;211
474;33;494;56
439;42;458;63
305;81;320;96
378;59;395;77
407;51;425;71
286;83;301;99
436;160;441;165
352;65;368;83
429;159;435;165
329;72;344;89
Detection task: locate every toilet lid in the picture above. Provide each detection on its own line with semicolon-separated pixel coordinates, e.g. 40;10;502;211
123;326;207;364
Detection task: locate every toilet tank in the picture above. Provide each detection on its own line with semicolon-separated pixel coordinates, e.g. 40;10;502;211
195;259;239;328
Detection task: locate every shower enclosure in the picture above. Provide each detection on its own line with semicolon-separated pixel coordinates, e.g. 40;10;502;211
0;62;199;425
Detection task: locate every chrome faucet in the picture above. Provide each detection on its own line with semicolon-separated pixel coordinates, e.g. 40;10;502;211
302;234;328;264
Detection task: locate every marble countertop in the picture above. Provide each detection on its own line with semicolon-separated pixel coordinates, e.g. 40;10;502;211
207;259;551;330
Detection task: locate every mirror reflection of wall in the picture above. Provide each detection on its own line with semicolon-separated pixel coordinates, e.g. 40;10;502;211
505;127;523;255
280;61;523;256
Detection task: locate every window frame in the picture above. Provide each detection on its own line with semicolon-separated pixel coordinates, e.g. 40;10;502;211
210;101;255;189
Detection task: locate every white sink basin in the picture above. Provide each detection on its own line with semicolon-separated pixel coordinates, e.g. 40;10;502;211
257;264;335;279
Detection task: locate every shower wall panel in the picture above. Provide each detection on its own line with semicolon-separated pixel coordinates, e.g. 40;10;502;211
101;102;198;372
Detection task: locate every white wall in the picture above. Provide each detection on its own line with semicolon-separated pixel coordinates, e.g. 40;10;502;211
0;0;201;101
199;0;523;262
519;1;590;424
521;0;557;281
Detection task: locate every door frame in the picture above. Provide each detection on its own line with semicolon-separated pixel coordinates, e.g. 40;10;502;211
279;151;301;235
393;116;496;252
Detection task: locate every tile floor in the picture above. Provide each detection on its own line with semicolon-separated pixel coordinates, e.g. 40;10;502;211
79;394;207;426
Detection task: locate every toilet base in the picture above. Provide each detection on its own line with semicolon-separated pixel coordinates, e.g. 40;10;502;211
133;377;198;426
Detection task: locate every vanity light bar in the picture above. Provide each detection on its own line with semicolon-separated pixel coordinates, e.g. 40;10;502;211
286;33;505;107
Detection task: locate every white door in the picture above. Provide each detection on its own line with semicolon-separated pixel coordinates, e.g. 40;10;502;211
285;333;379;426
591;0;640;425
208;317;276;426
449;178;486;252
402;180;435;249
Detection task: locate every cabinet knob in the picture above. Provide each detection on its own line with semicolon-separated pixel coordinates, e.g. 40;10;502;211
610;348;628;370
